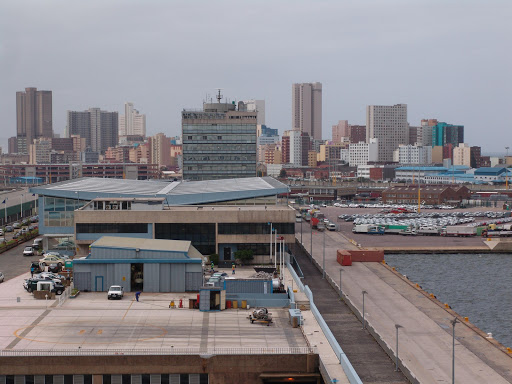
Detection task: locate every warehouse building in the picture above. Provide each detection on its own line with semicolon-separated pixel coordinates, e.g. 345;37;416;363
73;236;204;293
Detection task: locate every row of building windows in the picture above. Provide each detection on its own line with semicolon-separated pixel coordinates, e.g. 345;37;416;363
184;135;256;142
44;197;85;212
76;223;149;234
218;223;294;235
155;223;216;255
0;374;207;384
183;124;255;133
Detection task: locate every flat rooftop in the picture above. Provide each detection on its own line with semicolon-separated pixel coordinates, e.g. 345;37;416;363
0;272;307;352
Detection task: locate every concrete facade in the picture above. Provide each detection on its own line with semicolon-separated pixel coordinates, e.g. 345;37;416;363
292;82;322;140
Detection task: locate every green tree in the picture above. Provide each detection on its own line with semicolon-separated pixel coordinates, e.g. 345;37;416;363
279;169;287;178
234;249;254;265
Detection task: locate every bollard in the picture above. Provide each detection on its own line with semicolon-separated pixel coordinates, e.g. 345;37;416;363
507;347;512;353
17;297;20;303
464;317;469;322
444;303;450;308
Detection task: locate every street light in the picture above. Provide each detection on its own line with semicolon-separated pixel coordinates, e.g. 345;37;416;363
268;222;273;265
310;217;313;263
451;318;459;384
395;324;403;371
300;214;303;244
20;193;24;220
362;290;368;329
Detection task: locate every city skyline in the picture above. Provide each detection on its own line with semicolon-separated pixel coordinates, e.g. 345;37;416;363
1;1;510;153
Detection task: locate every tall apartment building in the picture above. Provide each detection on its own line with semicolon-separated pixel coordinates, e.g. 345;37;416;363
283;130;310;167
348;139;378;167
453;143;471;167
243;100;265;125
366;104;408;162
432;122;464;147
14;87;53;154
150;133;172;169
349;125;366;144
408;126;419;145
393;145;432;165
332;120;349;143
417;119;437;147
119;102;146;137
292;82;322;140
182;99;257;180
29;138;52;164
67;108;118;153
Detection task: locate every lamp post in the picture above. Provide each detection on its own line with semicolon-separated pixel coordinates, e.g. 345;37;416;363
322;229;326;279
395;324;403;371
362;290;368;329
300;214;303;244
20;193;24;220
451;318;459;384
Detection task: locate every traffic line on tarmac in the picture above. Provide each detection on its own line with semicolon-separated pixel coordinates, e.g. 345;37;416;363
122;299;135;321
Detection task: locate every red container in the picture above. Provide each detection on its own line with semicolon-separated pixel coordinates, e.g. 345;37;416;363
226;300;232;309
342;253;352;266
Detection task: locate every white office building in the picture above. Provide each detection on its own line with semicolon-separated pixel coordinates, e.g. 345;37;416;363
366;104;408;162
348;139;378;167
393;145;432;165
119;102;146;137
243;100;265;125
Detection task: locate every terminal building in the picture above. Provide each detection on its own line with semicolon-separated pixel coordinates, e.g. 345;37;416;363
29;177;294;263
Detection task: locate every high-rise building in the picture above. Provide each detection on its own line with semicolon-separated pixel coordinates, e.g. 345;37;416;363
366;104;408;162
332;121;349;143
182;98;257;180
453;143;471;167
417;119;437;147
67;108;118;153
408;126;419;145
283;130;310;166
292;82;322;140
349;125;366;144
393;145;432;165
150;133;172;169
16;87;53;154
348;139;379;167
29;138;52;164
431;122;464;147
243;100;265;125
119;102;146;137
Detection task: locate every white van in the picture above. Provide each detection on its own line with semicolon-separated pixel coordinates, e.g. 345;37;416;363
32;238;43;249
327;223;337;231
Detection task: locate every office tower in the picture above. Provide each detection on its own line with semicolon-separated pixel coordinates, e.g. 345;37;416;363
431;122;464;147
292;82;322;140
332;121;349;143
16;87;53;154
182;97;257;180
257;125;279;146
8;137;18;154
417;119;437;147
243;100;265;125
348;139;379;167
283;130;310;166
393;145;432;165
366;104;408;162
349;125;366;144
67;108;118;153
29;138;52;164
119;102;146;137
409;126;419;145
150;133;172;168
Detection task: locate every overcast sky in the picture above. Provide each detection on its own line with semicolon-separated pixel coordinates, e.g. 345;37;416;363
1;0;511;154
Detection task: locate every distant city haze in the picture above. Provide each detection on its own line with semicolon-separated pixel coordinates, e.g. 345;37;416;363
0;1;510;152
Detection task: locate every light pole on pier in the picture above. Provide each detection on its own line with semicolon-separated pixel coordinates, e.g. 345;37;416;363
395;324;403;371
451;318;459;384
362;290;368;329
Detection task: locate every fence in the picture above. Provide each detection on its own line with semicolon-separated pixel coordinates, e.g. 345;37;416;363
57;284;73;307
0;347;316;357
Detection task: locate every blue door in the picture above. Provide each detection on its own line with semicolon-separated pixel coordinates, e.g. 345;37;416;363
95;276;104;291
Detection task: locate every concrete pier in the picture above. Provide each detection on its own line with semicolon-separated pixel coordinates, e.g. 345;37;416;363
297;229;512;384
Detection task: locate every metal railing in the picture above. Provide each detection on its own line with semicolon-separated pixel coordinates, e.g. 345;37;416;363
0;347;316;357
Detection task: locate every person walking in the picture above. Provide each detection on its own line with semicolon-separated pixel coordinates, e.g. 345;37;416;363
232;263;236;275
135;291;141;302
211;261;214;272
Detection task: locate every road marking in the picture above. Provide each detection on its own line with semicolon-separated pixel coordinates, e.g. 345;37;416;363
97;329;103;335
122;299;135;321
79;330;85;334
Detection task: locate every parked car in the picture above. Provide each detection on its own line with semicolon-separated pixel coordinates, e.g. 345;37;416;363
32;238;43;249
5;226;13;232
48;263;62;273
34;272;65;283
0;229;3;236
39;255;67;266
21;228;29;235
23;246;35;256
12;222;21;229
107;285;124;300
25;278;64;295
0;272;4;283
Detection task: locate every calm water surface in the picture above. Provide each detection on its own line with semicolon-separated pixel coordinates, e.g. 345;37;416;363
384;253;512;348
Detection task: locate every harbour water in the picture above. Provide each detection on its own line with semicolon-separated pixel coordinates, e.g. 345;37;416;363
384;253;512;348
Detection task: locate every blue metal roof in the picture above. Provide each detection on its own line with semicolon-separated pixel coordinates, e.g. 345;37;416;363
29;176;289;205
474;167;506;175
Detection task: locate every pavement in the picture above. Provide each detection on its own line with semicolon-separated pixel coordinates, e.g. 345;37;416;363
0;267;308;353
298;227;512;384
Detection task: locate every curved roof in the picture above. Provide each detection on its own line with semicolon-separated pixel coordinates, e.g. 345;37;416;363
30;176;289;205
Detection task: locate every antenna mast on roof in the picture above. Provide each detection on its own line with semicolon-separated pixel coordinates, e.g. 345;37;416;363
216;89;223;103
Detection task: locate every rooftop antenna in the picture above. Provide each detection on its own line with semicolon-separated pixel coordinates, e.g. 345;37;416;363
216;89;223;103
